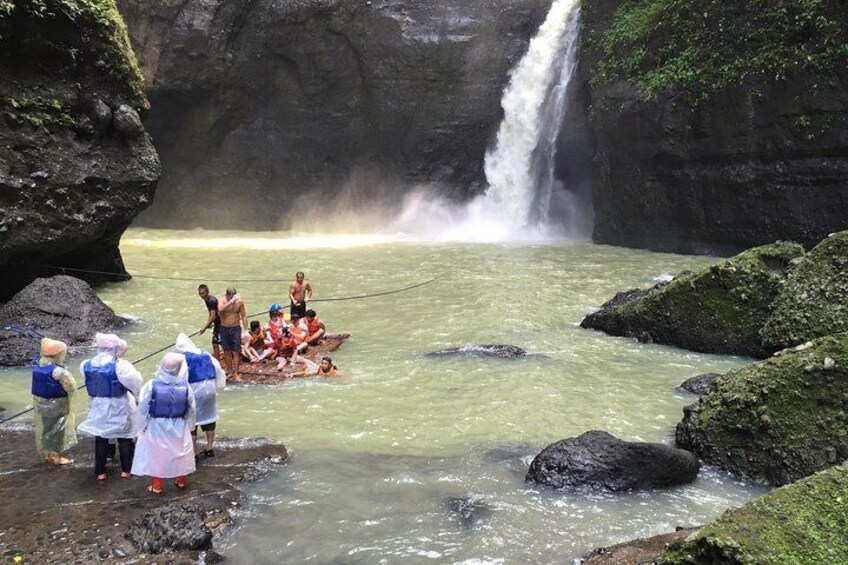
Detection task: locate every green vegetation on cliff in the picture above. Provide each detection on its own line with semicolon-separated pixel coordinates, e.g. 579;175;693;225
580;242;804;357
585;0;848;100
0;0;146;111
762;231;848;351
676;332;848;486
658;464;848;564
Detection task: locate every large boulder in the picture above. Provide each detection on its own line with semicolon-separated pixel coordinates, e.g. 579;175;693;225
125;502;213;554
0;0;160;299
761;231;848;351
676;332;848;486
0;275;125;366
658;464;848;565
581;242;805;357
526;431;700;491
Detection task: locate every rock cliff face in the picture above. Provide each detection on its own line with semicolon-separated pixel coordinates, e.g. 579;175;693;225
0;0;160;299
117;0;554;229
580;0;848;255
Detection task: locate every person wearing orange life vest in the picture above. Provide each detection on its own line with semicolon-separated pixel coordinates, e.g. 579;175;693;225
274;326;301;371
292;356;348;380
290;312;310;353
302;309;326;346
263;304;286;351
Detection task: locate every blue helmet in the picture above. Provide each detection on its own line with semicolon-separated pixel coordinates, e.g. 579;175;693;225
269;303;283;315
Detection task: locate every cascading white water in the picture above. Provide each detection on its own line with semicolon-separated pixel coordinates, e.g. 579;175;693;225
481;0;582;230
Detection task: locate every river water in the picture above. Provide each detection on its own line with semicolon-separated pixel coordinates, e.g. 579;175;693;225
0;229;766;563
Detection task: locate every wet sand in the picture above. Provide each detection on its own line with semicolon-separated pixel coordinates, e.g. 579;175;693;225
0;427;287;563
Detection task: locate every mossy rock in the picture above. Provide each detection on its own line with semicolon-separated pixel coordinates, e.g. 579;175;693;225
580;242;805;357
761;231;848;351
657;464;848;564
676;332;848;486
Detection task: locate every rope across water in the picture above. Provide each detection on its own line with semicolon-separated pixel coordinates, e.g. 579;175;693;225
0;275;439;425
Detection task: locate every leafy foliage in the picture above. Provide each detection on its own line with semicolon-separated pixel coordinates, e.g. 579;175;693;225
586;0;848;101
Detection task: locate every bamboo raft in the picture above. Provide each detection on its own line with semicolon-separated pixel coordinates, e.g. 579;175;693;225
223;333;350;385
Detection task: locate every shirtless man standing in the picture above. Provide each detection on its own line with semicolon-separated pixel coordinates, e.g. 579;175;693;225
288;271;313;319
218;287;248;377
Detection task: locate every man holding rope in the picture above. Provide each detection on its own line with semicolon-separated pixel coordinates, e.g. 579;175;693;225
197;284;221;360
289;271;313;319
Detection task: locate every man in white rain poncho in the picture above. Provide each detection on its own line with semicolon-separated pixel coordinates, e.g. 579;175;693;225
174;333;226;458
32;338;78;465
78;333;143;481
132;352;197;494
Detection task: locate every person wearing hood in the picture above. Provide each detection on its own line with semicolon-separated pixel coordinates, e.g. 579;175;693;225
173;333;226;458
78;333;143;481
131;352;197;494
32;338;78;465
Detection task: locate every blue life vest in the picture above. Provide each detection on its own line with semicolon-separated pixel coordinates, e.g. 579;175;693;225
83;361;128;398
185;351;217;383
149;380;189;419
31;364;67;399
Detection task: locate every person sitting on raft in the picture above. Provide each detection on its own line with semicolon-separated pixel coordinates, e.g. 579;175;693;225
302;309;326;346
290;313;310;353
274;326;301;371
78;333;143;482
246;320;275;363
132;352;197;495
263;304;286;348
32;338;78;466
174;333;226;458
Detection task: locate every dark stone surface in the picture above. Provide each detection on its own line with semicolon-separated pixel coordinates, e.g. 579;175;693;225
0;4;160;299
526;430;700;491
445;496;493;529
0;430;288;563
126;502;213;554
581;528;698;565
112;104;144;138
580;0;848;255
427;344;528;359
677;373;720;396
0;275;126;366
116;0;556;228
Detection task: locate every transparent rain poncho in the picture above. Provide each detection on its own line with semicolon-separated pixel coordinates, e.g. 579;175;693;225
33;338;78;455
131;353;197;479
174;333;226;426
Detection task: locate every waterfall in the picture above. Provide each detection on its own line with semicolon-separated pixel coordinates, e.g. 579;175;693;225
481;0;582;232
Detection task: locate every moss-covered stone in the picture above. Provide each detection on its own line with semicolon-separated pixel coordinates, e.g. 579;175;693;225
761;231;848;351
580;242;805;357
657;464;848;564
676;332;848;486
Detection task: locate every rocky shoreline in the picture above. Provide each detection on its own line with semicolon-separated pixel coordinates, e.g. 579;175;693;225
0;427;287;563
576;230;848;563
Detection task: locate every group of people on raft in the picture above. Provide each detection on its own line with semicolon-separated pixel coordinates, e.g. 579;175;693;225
28;271;346;495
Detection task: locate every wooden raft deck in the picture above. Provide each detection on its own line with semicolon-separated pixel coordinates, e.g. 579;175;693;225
225;333;350;385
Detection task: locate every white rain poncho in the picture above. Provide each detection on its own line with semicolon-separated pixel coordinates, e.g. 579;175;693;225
77;333;143;439
174;333;226;426
131;352;197;479
33;338;78;454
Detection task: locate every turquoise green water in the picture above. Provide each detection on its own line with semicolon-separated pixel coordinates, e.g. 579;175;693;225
0;229;766;562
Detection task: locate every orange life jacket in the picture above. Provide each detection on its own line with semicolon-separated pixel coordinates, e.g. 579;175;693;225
278;336;297;357
290;325;307;344
307;318;322;336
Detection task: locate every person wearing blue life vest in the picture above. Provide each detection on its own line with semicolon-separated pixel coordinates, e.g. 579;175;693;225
132;352;197;494
78;333;144;481
32;337;78;465
173;333;226;458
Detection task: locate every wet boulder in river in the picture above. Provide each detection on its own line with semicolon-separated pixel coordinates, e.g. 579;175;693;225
427;344;527;359
581;242;805;357
445;496;493;529
125;501;212;553
0;275;126;366
526;431;700;491
677;373;721;396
